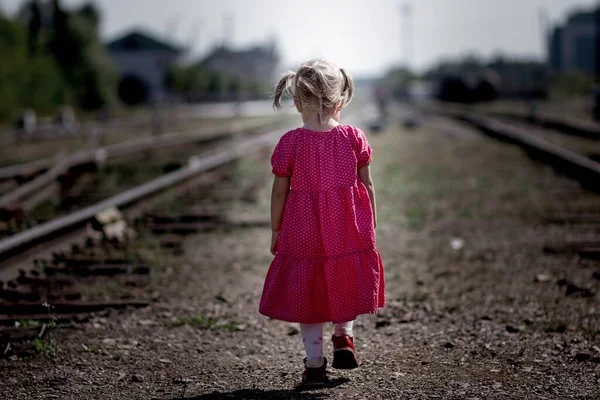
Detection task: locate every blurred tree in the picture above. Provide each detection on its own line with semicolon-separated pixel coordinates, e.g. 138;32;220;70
384;67;416;99
207;71;227;98
49;0;115;109
0;0;115;120
163;67;181;92
77;2;100;33
165;65;211;99
550;71;595;97
26;0;42;55
23;54;69;110
165;64;272;102
0;16;27;118
0;14;67;120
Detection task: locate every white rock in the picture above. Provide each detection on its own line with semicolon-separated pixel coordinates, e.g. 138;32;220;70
450;237;465;250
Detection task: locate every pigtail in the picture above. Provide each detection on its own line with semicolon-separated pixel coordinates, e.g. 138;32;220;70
283;60;354;123
273;72;296;110
340;68;355;106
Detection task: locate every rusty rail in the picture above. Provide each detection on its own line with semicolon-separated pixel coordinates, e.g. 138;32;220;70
484;110;600;140
0;158;54;182
0;122;295;260
0;118;285;212
451;112;600;191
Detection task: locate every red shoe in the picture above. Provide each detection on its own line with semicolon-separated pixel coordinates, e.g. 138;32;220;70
332;335;359;369
300;357;328;388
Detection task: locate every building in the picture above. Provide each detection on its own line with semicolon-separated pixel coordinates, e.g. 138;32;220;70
106;30;184;104
548;9;596;74
199;40;279;85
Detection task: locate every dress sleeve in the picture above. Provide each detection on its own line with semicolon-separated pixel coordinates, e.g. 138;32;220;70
355;128;373;169
271;133;294;177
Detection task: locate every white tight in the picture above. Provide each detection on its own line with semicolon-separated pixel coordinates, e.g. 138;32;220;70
300;321;354;367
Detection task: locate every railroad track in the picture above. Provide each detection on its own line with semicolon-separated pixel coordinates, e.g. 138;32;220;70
418;102;600;276
420;103;600;191
384;101;600;318
0;121;287;359
479;108;600;141
458;114;600;192
0;110;371;360
0;117;285;185
0;117;289;239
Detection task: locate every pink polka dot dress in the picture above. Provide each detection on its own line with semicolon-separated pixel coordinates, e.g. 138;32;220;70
259;124;386;324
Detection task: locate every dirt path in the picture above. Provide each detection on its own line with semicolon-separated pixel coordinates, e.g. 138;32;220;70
1;120;600;399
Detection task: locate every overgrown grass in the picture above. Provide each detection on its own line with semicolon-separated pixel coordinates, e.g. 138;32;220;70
33;337;52;353
28;198;61;224
17;320;41;328
95;162;167;194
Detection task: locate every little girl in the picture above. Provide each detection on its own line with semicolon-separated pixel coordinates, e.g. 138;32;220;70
259;60;385;387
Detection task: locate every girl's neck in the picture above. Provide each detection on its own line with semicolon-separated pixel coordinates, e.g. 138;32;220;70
301;110;341;132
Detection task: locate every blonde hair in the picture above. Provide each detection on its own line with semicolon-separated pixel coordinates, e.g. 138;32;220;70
273;59;355;124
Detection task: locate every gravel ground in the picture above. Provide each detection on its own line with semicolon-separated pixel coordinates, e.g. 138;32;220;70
1;119;600;399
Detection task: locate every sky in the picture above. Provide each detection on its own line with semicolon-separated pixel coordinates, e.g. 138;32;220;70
1;0;597;76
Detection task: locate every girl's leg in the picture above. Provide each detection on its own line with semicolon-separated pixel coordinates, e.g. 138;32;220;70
331;320;359;369
333;320;354;337
299;323;324;367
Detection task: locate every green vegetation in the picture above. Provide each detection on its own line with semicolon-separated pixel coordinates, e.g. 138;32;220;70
165;64;272;101
17;319;41;327
383;67;417;98
0;13;67;120
33;337;49;353
404;204;426;230
549;71;595;98
0;0;115;121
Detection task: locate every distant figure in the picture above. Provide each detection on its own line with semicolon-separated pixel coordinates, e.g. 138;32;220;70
14;109;37;140
55;106;78;135
260;60;385;387
373;84;388;115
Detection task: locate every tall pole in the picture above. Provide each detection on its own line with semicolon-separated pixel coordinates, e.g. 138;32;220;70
594;2;600;121
538;7;549;62
222;12;234;48
401;2;413;70
595;2;600;83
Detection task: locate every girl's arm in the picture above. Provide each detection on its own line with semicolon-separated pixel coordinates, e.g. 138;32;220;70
358;165;377;228
270;176;290;254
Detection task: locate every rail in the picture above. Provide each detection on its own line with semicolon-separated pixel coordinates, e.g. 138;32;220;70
0;122;295;260
454;112;600;190
0;117;287;211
